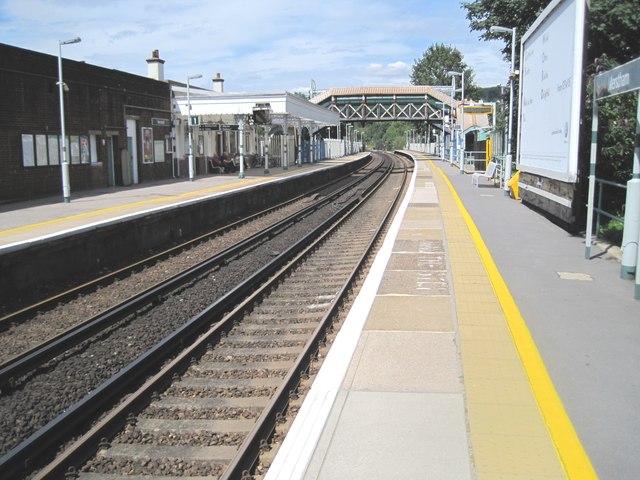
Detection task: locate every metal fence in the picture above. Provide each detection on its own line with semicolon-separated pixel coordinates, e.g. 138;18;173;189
593;178;626;240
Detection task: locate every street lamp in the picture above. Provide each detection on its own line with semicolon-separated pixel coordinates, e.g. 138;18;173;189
238;117;245;179
58;36;81;203
447;71;465;173
490;25;517;196
187;73;202;181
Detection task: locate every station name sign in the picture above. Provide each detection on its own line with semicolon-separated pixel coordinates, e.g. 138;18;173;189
595;57;640;100
151;117;171;127
198;123;239;131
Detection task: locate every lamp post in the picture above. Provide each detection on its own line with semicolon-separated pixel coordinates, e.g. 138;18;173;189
447;78;456;165
187;73;202;181
447;71;465;173
490;25;517;196
58;36;81;203
238;117;245;179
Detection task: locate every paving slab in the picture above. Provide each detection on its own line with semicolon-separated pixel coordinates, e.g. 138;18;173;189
366;295;453;332
344;331;462;393
304;391;472;480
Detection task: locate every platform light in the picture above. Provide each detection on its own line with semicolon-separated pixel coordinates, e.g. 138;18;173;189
490;25;517;196
58;36;81;203
447;70;465;173
187;74;202;182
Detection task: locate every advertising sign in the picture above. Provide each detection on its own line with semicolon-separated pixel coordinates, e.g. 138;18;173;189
517;0;586;183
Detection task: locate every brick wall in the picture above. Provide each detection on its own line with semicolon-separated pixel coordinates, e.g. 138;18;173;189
0;43;172;203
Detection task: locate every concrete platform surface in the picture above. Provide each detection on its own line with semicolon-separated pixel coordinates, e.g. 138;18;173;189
3;151;637;479
266;152;638;480
0;158;363;248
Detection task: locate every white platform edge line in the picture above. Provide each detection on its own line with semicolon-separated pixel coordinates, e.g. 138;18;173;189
264;157;421;480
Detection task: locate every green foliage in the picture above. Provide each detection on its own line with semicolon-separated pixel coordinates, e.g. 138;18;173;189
291;90;310;100
462;0;546;63
599;219;624;245
463;0;639;219
589;1;640;64
477;86;503;102
410;43;481;100
362;121;413;150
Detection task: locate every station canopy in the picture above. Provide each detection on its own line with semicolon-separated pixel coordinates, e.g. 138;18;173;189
172;85;339;131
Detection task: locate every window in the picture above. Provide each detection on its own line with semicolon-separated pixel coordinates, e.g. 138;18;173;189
90;134;99;164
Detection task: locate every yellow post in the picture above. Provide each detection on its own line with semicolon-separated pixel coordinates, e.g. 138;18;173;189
507;170;520;199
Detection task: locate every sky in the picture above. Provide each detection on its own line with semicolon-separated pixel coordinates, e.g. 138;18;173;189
0;0;511;95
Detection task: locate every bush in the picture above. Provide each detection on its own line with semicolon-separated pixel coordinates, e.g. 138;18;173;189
599;218;623;245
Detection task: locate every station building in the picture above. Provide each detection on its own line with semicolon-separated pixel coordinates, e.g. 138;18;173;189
0;43;173;203
167;72;343;176
0;44;342;204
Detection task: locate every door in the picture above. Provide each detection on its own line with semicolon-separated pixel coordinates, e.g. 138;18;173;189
106;137;115;187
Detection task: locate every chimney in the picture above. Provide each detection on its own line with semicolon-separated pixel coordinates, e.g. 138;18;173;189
212;72;224;93
146;49;165;81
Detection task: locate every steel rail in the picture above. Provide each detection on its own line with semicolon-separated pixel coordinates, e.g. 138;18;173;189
222;153;410;479
0;158;383;392
0;158;374;330
0;158;388;480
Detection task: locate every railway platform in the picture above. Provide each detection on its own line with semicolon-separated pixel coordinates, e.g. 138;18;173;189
0;157;366;249
265;152;639;480
1;152;638;479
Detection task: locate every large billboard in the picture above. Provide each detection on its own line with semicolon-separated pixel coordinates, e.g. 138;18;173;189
517;0;586;183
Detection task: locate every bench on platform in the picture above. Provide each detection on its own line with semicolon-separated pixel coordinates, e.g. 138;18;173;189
208;157;225;174
471;161;498;187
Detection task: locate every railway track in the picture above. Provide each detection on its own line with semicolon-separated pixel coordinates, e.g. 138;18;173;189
0;161;369;328
0;152;413;479
0;159;379;393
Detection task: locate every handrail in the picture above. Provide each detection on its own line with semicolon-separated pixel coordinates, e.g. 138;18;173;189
594;178;626;240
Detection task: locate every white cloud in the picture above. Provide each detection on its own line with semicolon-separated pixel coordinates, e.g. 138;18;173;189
0;0;509;93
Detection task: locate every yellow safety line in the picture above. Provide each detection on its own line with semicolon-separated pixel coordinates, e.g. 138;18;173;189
429;160;597;480
0;176;266;238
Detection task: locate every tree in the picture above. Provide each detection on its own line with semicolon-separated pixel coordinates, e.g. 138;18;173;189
362;121;412;150
410;43;481;100
463;0;639;218
463;0;639;68
462;0;546;63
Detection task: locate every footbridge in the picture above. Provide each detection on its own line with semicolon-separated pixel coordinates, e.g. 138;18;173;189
310;86;455;127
